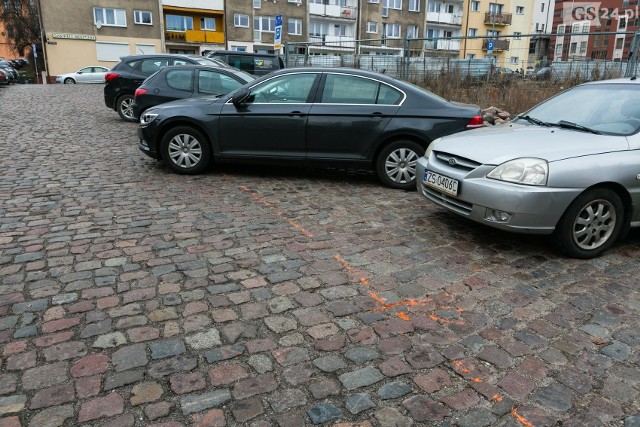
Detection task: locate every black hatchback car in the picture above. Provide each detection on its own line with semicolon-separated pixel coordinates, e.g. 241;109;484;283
137;68;482;190
132;65;254;120
205;50;284;76
104;54;227;121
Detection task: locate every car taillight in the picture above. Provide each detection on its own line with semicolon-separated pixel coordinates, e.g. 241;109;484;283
134;88;148;98
466;115;484;129
104;72;120;82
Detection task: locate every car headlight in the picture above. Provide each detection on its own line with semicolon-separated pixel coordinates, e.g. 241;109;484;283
140;112;158;126
487;158;548;186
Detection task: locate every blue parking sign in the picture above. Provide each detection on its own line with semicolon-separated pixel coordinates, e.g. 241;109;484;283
487;41;494;52
275;15;283;26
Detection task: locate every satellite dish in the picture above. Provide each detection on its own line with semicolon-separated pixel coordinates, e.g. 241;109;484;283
96;21;102;29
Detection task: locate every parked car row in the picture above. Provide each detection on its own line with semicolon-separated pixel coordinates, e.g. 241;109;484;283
56;66;110;84
0;60;20;84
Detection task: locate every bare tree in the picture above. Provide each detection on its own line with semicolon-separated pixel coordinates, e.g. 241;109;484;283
0;0;40;56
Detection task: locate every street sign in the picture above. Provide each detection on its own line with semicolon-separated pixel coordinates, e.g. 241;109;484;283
33;43;37;58
487;41;494;52
274;15;283;50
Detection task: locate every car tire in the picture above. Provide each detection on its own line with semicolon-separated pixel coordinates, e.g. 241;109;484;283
64;78;75;84
554;188;624;259
117;94;136;122
376;140;424;190
160;126;211;175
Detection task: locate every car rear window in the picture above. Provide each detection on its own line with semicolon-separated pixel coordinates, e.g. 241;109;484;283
166;69;193;91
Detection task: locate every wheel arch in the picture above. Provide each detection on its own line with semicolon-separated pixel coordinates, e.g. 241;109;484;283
372;133;430;168
560;182;632;228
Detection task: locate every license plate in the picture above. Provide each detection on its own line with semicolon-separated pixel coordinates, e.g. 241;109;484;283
424;170;459;196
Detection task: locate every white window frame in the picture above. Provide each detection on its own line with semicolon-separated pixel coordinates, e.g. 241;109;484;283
467;53;476;58
133;10;152;25
516;6;524;14
468;28;477;36
166;15;193;32
513;31;521;39
428;2;440;12
288;18;302;35
254;16;276;33
409;0;420;12
369;0;380;3
510;56;518;64
388;0;402;10
200;17;216;31
407;25;418;38
384;23;401;38
253;0;261;8
234;14;249;28
94;7;126;27
470;1;480;11
367;21;378;33
557;24;565;33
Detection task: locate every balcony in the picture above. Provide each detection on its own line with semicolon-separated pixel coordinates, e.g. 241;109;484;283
165;30;224;44
426;12;463;25
425;39;461;51
484;12;512;25
482;39;510;50
309;3;357;20
308;34;356;48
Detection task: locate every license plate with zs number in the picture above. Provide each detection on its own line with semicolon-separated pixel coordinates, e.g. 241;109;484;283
424;170;459;196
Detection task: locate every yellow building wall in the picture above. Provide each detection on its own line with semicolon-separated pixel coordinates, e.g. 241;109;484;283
461;0;513;65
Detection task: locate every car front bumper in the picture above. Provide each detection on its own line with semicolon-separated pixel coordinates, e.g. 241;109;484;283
416;156;581;235
137;124;159;160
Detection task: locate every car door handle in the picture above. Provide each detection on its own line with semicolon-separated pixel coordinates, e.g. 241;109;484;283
371;112;384;117
289;111;306;116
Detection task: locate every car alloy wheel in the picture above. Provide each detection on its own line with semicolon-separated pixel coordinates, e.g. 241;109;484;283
64;78;75;84
555;188;624;258
160;126;211;175
117;94;136;122
376;140;423;190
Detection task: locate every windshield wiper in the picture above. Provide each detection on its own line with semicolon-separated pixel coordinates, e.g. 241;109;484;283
517;115;551;127
552;120;601;134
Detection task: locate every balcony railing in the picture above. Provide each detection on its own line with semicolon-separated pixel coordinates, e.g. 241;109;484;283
484;12;512;25
482;39;510;50
309;3;357;20
308;34;356;47
165;30;224;44
426;12;463;25
424;39;461;51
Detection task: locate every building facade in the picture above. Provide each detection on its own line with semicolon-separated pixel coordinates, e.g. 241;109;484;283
39;0;163;79
461;0;514;64
162;0;224;55
424;0;465;57
508;0;534;70
527;0;554;70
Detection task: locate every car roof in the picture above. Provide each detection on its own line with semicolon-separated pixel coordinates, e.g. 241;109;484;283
120;53;206;60
581;77;640;86
208;50;279;57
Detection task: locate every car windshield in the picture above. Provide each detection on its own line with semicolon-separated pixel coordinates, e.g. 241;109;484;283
520;83;640;136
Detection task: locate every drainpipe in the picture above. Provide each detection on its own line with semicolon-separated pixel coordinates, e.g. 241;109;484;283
158;0;166;52
462;0;471;57
35;0;49;83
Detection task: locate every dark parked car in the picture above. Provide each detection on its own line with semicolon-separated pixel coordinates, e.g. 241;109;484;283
104;54;228;121
137;68;482;190
0;69;9;86
205;50;284;76
132;65;254;119
0;61;18;83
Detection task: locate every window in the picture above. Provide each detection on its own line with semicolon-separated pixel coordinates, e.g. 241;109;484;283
510;56;518;64
516;6;524;14
254;16;276;32
556;44;563;55
198;70;245;95
443;30;452;37
201;17;216;31
468;28;477;36
487;30;500;37
334;24;346;36
514;31;521;39
166;15;193;31
321;74;401;104
134;10;152;25
234;14;249;28
407;25;419;38
309;21;329;36
541;3;544;12
541;24;545;32
572;23;580;33
388;0;402;9
620;17;627;28
470;1;480;11
231;45;247;51
383;23;401;38
138;58;169;73
489;3;503;13
579;41;587;53
94;7;126;27
582;22;590;32
367;21;378;33
557;24;564;34
96;42;129;61
467;53;476;58
288;18;302;35
616;37;624;49
409;0;420;11
428;2;440;12
570;42;577;54
446;4;454;13
253;74;317;103
369;0;379;3
253;0;261;8
166;69;193;92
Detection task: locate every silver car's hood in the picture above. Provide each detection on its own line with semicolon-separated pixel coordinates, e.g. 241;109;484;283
433;123;630;164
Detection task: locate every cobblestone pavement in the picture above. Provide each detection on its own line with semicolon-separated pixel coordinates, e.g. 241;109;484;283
1;84;639;427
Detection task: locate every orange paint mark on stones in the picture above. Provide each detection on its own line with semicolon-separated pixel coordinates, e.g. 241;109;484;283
369;292;387;305
511;407;535;427
397;312;410;321
452;360;471;374
240;185;313;238
472;378;482;383
492;395;503;402
335;255;355;272
360;277;370;287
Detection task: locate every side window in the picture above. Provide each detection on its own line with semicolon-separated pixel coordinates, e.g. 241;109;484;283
255;57;274;70
172;59;190;66
140;59;168;74
252;74;317;103
165;69;193;92
198;71;244;94
321;74;379;104
377;84;402;104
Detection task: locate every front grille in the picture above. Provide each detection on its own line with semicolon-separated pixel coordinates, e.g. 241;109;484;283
422;185;473;215
433;151;481;172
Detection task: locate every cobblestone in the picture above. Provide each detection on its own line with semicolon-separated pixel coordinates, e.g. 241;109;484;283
1;84;639;426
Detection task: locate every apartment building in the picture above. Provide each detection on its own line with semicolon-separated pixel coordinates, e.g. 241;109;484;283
424;0;465;57
507;0;533;70
38;0;162;80
226;0;306;53
162;0;224;55
307;0;358;54
528;0;554;69
461;0;514;65
357;0;426;55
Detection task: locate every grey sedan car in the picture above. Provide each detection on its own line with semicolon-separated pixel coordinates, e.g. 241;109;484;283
56;66;109;84
417;78;640;258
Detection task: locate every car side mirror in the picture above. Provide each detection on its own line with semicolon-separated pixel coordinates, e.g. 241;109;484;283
231;88;251;107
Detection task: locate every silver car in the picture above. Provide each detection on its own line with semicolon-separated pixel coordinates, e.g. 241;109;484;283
417;78;640;258
55;66;109;84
